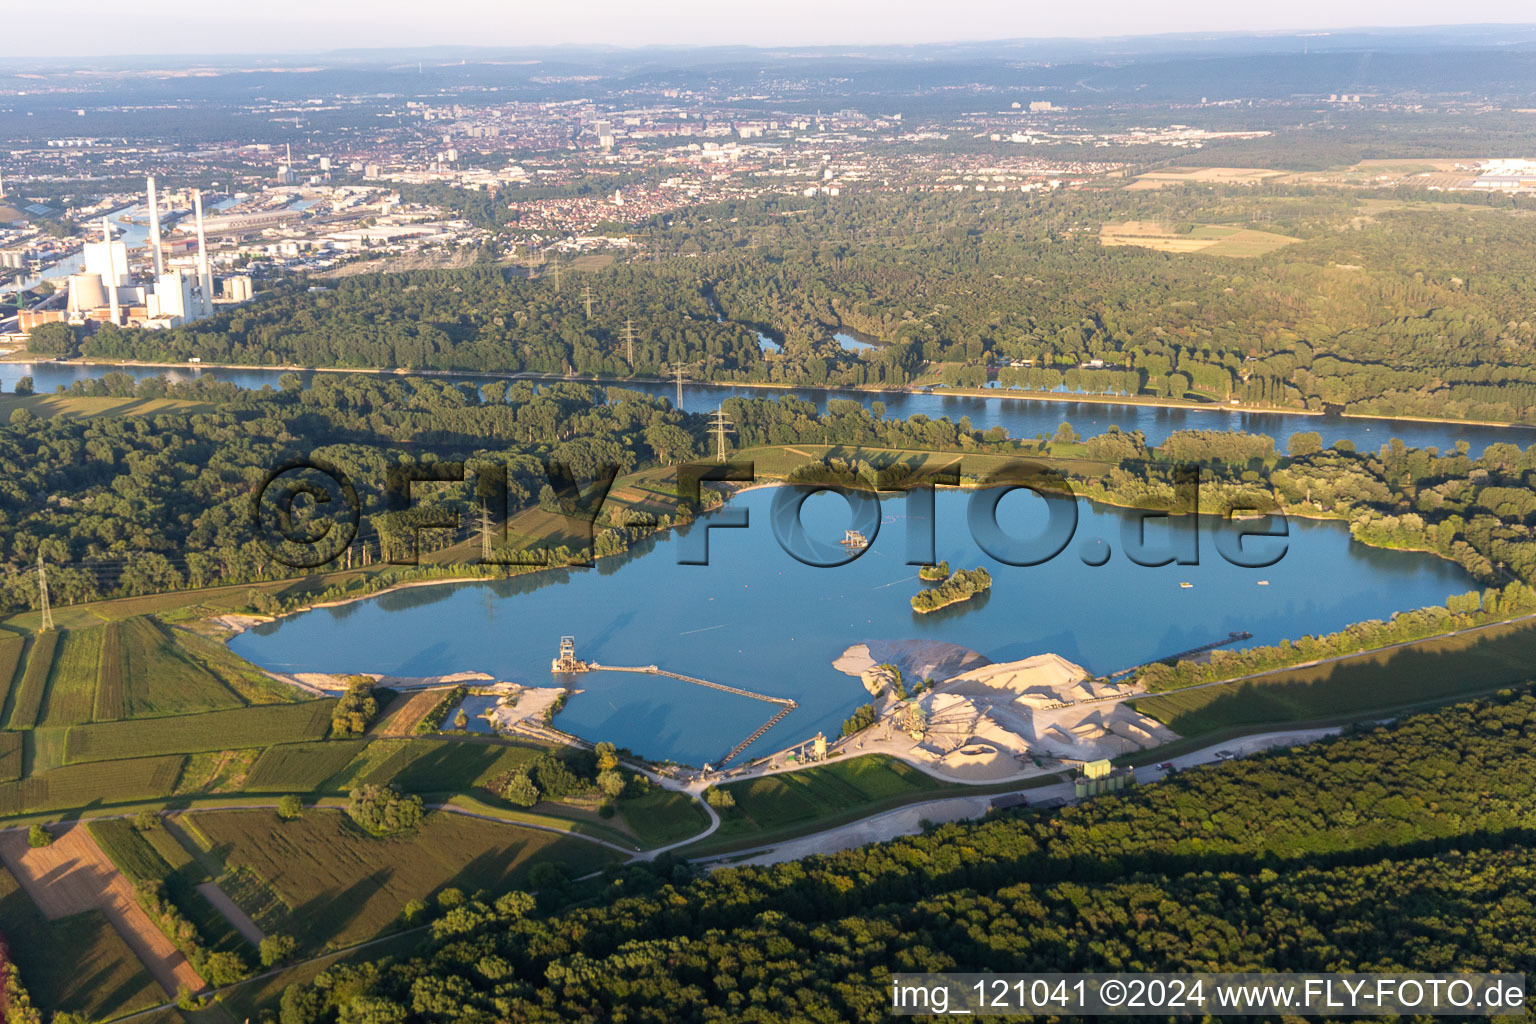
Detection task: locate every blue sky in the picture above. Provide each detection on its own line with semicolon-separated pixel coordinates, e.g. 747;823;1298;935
28;1;1535;57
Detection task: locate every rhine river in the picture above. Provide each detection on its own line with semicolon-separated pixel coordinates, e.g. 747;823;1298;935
229;489;1478;766
2;359;1535;457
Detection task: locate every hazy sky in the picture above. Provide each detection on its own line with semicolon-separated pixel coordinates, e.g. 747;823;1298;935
23;1;1533;57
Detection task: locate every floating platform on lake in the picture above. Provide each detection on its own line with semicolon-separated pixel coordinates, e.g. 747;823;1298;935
551;635;590;673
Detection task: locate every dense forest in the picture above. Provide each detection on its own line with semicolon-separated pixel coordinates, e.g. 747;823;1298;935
34;185;1536;422
257;687;1536;1022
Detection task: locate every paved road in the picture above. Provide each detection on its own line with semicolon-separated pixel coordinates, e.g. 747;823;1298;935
710;726;1343;867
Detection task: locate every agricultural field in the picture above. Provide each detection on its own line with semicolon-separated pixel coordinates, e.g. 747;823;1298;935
6;630;58;729
64;700;335;763
0;865;164;1020
1132;616;1536;736
359;736;545;791
94;620;125;720
36;627;103;729
0;633;24;721
0;755;185;817
0;732;20;783
114;617;253;717
1098;220;1300;257
171;748;260;796
88;818;177;883
88;818;256;959
183;808;624;951
243;740;370;793
369;690;445;737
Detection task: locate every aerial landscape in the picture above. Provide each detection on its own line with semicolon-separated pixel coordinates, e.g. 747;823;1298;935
4;3;1536;1021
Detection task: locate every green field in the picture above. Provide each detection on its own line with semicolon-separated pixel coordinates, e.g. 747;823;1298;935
0;865;163;1020
360;737;545;792
616;786;711;847
117;617;248;717
88;818;176;883
243;740;369;793
1133;617;1536;735
0;633;24;722
324;738;410;791
705;755;948;844
0;732;20;783
36;627;103;729
185;808;624;951
64;700;335;763
6;630;59;729
0;755;186;817
94;620;125;720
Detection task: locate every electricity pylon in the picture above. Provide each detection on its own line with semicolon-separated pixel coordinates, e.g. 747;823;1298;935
708;408;734;462
622;318;637;365
583;283;593;320
35;552;53;632
476;502;499;562
668;361;699;412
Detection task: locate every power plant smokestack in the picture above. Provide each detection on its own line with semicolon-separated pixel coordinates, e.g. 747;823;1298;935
146;175;163;279
103;217;120;325
193;189;212;316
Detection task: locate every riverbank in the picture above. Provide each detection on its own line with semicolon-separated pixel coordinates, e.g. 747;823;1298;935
21;352;1536;435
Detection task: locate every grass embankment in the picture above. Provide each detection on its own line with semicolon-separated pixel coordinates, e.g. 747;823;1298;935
1133;615;1536;737
676;755;1068;859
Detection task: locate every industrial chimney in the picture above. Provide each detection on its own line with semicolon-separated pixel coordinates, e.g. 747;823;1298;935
193;189;212;317
103;217;120;325
146;176;163;279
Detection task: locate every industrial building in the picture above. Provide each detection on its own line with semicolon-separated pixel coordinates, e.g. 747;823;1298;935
59;177;238;330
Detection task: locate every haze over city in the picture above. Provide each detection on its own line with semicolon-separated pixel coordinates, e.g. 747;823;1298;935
20;3;1536;57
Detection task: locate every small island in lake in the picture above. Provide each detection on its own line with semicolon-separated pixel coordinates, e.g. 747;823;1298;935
918;560;950;582
911;566;993;613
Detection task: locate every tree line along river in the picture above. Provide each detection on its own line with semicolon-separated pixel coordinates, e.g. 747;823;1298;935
4;359;1534;458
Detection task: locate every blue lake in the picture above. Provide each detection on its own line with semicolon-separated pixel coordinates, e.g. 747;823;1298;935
230;488;1478;766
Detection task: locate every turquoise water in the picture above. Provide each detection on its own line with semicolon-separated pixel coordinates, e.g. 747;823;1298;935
230;488;1478;766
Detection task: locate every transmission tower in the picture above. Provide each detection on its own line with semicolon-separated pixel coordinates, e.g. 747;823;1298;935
476;502;499;562
622;318;637;364
583;283;593;320
35;552;53;632
668;361;698;412
552;261;561;291
708;408;734;463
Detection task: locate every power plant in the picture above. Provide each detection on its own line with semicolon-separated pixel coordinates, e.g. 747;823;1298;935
45;177;251;331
